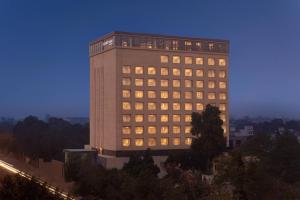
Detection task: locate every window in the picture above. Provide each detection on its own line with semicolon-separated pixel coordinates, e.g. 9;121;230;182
173;126;180;134
161;115;169;122
148;115;156;122
135;139;144;146
148;102;156;110
147;79;156;86
196;92;203;99
135;90;143;98
219;71;226;78
196;80;204;88
135;115;143;122
185;115;192;122
185;126;191;134
122;115;131;122
196;103;204;111
172;40;178;50
173;56;180;64
148;91;156;98
148;67;156;75
148;138;156;146
122;127;130;134
135;127;143;134
209;43;214;50
185;92;192;99
219;104;226;111
161;103;169;110
122;78;131;86
185;56;192;64
185;80;192;88
208;81;215;89
160;91;168;99
220;114;226;122
122;66;130;74
161;67;168;76
173;138;180;145
122;102;131;110
185;103;192;111
160;80;169;87
208;93;216;100
173;91;180;99
185;138;192;145
173;103;180;110
208;58;215;66
161;55;168;63
219;82;226;89
173;68;181;76
161;126;169;134
196;69;204;77
222;126;227;134
196;57;204;65
122;139;130;147
161;138;169;146
122;90;130;98
185;69;192;77
208;70;215;78
196;42;201;48
219;58;226;66
173;115;180;122
135;79;143;86
135;66;143;74
173;80;181;87
148;126;156;134
135;102;143;110
220;93;227;100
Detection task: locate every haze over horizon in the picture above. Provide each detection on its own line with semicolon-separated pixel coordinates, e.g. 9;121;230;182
0;0;300;119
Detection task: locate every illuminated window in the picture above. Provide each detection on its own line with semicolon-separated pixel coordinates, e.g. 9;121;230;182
135;66;143;74
185;138;192;145
161;115;169;122
122;102;131;110
172;40;178;50
196;57;204;65
209;43;214;50
122;90;130;98
173;103;180;110
148;91;156;99
208;58;215;66
219;82;226;89
173;138;180;145
160;91;168;99
148;102;156;110
196;92;203;99
148;115;156;122
185;80;192;88
135;91;143;98
208;93;216;100
196;69;204;77
219;104;226;111
208;81;215;89
122;127;131;134
122;78;131;86
161;138;169;146
147;79;156;86
135;79;143;86
219;71;226;78
135;115;143;122
122;115;131;122
161;103;169;110
173;126;180;134
208;70;215;78
196;41;201;48
135;102;143;110
220;93;227;100
161;55;169;63
172;68;181;76
135;139;144;146
185;126;191;134
122;139;130;147
185;69;192;77
196;103;204;111
173;80;180;87
185;103;192;111
219;58;226;66
185;57;192;64
148;138;156;146
148;126;157;134
122;66;130;74
160;80;169;87
185;115;192;122
173;56;180;64
135;127;144;135
161;67;168;76
173;91;180;99
220;114;226;122
161;126;169;134
196;81;203;88
173;115;180;122
185;41;192;48
222;125;227;134
185;92;192;99
148;67;156;75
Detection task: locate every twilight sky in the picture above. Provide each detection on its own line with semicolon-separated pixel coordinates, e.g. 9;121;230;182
0;0;299;119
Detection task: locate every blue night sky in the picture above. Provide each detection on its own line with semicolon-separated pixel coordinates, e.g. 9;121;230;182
0;0;300;119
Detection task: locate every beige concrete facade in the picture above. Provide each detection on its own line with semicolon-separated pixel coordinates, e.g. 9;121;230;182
89;32;229;164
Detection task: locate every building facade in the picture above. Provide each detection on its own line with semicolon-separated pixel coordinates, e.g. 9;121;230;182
89;31;229;167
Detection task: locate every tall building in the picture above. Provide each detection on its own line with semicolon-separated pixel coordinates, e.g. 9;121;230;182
89;31;229;168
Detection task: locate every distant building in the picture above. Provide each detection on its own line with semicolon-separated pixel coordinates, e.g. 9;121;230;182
89;31;229;168
229;126;254;148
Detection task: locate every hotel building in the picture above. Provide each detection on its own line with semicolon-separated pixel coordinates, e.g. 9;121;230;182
89;31;229;168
